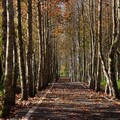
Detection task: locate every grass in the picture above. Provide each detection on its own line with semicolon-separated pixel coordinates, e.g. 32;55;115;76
0;86;2;117
117;80;120;92
0;91;2;96
60;65;68;77
101;80;106;88
101;80;120;92
0;86;3;97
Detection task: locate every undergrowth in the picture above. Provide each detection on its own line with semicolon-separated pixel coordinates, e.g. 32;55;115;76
101;80;120;92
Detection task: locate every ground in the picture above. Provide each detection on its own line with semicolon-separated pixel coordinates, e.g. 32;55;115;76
1;78;120;120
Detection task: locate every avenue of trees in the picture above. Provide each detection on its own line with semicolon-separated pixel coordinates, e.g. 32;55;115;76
0;0;120;118
62;0;120;99
0;0;61;117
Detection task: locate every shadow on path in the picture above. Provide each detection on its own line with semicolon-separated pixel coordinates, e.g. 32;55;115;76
14;78;120;120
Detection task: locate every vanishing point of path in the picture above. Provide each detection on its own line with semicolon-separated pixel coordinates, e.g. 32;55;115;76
13;78;120;120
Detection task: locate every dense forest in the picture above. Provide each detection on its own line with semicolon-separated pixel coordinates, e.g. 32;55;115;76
0;0;120;118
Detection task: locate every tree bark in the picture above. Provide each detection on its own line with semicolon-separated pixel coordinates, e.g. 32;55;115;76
13;20;19;104
117;53;120;80
2;0;15;117
1;0;7;85
37;1;43;91
17;0;28;100
108;0;119;98
27;0;34;97
109;43;119;98
82;0;86;82
0;56;2;84
88;0;95;89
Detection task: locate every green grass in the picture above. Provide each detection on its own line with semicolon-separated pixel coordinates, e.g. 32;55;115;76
0;91;2;96
60;71;67;77
59;65;68;77
117;80;120;92
0;86;3;97
101;80;106;88
101;80;120;92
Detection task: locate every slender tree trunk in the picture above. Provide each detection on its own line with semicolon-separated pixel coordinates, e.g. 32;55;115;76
0;56;2;84
118;47;120;80
117;0;120;80
76;3;82;82
89;0;95;89
42;3;48;87
82;0;86;82
109;44;119;98
96;59;101;91
96;0;102;92
32;49;37;95
112;0;117;43
13;27;19;103
17;0;28;100
1;0;7;85
37;1;43;91
46;4;51;82
27;0;34;97
2;0;15;117
77;17;82;82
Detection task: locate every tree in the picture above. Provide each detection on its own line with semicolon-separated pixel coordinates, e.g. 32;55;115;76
37;0;43;91
1;0;7;85
17;0;28;100
109;0;119;98
99;0;119;98
27;0;34;97
2;0;16;117
88;0;95;89
0;56;2;84
118;0;120;80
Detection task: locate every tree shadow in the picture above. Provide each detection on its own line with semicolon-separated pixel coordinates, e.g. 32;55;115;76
12;80;120;120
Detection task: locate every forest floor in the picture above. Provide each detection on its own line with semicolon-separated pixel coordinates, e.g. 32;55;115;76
1;78;120;120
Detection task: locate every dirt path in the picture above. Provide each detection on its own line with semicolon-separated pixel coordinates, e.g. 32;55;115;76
13;79;120;120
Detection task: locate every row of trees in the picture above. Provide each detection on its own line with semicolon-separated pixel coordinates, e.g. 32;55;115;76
0;0;62;117
0;0;120;117
61;0;120;99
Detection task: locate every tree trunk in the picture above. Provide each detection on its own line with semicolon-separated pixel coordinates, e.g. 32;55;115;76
1;0;7;85
117;0;120;80
13;21;19;104
96;59;101;91
88;0;95;89
32;49;37;95
17;0;28;100
96;0;102;92
117;53;120;80
2;0;15;117
27;0;34;97
108;0;119;98
77;20;82;82
82;0;86;82
99;0;120;99
37;1;43;91
0;56;2;84
109;44;119;98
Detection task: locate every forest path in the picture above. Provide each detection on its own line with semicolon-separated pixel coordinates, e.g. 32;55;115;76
13;78;120;120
